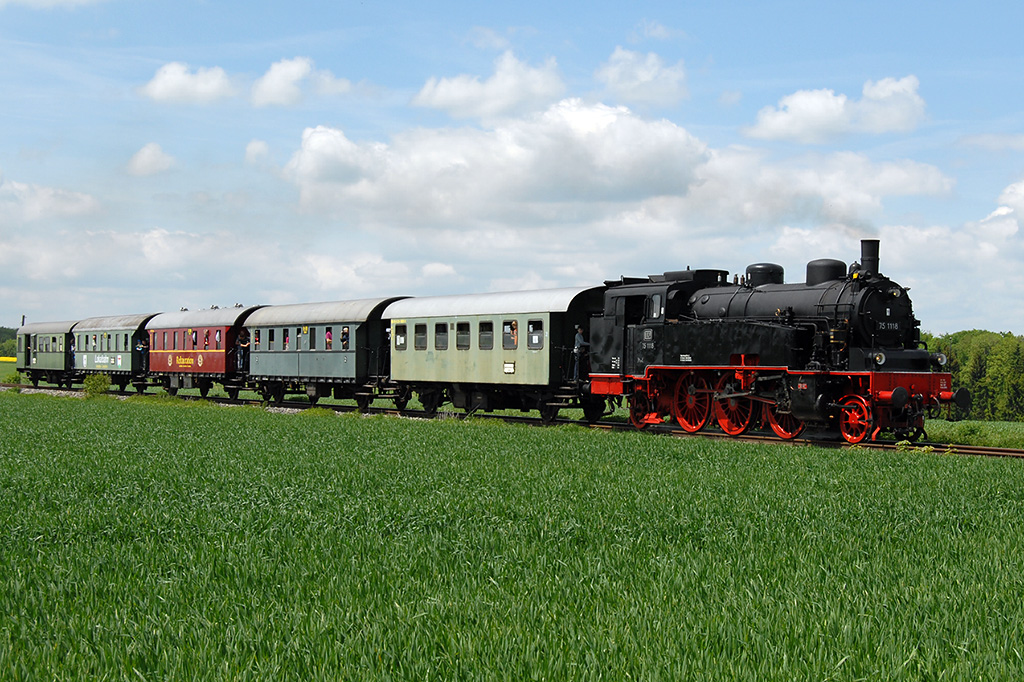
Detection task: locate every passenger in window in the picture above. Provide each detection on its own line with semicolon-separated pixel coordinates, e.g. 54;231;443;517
510;320;518;347
284;329;290;350
236;329;250;370
342;327;350;350
325;328;333;350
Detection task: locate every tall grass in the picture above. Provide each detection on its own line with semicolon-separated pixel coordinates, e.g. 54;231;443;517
1;391;1023;680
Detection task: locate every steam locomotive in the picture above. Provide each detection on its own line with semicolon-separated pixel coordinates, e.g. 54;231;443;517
589;239;970;442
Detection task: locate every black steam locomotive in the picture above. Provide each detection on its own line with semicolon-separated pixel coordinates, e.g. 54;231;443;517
588;240;970;442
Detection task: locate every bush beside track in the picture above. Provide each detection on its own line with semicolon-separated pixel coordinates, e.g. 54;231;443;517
2;390;1024;680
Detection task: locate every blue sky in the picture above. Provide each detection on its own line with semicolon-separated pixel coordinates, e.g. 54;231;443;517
2;0;1023;334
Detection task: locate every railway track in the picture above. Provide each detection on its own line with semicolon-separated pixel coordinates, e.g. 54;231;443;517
5;382;1022;459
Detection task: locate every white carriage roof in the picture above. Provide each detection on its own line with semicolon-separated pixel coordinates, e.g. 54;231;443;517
74;313;160;332
383;286;604;319
146;305;263;330
17;320;79;335
245;297;408;326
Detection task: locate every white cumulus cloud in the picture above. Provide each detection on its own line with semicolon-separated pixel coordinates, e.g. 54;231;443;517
139;62;236;104
251;57;314;107
413;51;564;119
745;75;926;143
127;143;175;176
0;176;100;223
595;47;687;106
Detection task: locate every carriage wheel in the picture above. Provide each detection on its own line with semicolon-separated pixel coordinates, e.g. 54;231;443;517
714;374;753;436
839;395;873;444
629;393;652;430
355;394;372;412
419;390;441;417
539;403;559;424
672;372;710;433
763;402;804;440
394;389;410;412
227;387;240;401
582;398;606;424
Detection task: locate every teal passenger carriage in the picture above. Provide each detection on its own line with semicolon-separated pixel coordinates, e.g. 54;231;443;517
244;297;406;406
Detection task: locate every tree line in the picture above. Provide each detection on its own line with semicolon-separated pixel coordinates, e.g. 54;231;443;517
924;330;1024;422
0;326;14;358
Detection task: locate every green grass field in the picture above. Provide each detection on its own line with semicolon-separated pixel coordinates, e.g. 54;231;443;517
2;390;1023;680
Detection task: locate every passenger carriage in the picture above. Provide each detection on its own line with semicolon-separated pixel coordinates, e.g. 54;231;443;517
145;305;262;398
244;297;406;406
73;313;159;392
16;320;79;388
383;287;607;421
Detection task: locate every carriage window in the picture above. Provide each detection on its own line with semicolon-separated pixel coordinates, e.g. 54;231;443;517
479;321;494;350
254;329;261;351
527;320;544;350
296;327;302;351
435;323;448;351
456;322;471;350
269;329;276;351
215;329;222;350
309;327;317;351
325;327;333;350
502;320;518;350
341;326;350;351
414;324;427;350
395;325;407;351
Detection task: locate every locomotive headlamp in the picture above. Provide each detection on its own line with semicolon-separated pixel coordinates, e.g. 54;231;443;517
932;352;948;367
873;351;887;365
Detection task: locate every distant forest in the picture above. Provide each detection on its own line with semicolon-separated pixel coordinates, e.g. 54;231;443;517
2;325;1021;421
924;330;1024;422
0;327;14;357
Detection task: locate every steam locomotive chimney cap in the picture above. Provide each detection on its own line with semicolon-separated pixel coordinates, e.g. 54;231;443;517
861;239;880;275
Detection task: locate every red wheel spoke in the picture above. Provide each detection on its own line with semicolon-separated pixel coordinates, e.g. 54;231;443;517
839;395;872;444
763;402;804;440
714;374;752;436
673;372;710;433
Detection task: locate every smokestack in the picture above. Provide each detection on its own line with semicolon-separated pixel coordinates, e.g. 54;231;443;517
861;239;880;276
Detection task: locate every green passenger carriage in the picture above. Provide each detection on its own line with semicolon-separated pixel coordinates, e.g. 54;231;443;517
383;287;607;421
15;320;78;387
73;313;159;392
